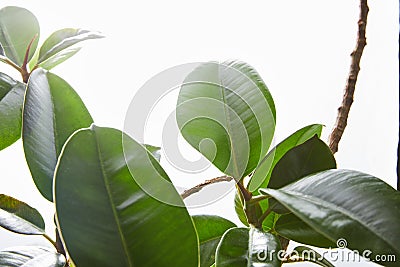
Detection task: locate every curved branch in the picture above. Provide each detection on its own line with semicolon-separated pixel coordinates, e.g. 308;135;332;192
181;175;233;199
328;0;369;154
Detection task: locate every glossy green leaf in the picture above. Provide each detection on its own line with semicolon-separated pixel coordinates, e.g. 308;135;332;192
177;61;275;179
274;213;335;248
0;194;45;235
38;47;81;70
249;124;323;192
268;135;336;189
54;125;198;267
0;246;65;267
0;73;25;151
193;215;236;267
215;227;282;267
23;68;93;201
38;28;104;64
144;144;161;162
261;169;400;266
0;6;40;66
290;246;334;267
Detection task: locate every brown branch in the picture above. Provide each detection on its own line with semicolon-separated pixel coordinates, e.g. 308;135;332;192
181;175;233;199
328;0;369;154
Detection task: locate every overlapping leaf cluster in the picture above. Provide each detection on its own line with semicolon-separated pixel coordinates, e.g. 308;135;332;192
0;6;399;267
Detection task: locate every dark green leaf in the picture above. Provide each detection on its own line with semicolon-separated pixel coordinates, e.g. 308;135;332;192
0;194;45;235
249;124;323;192
54;125;198;267
268;135;336;189
215;227;282;267
38;28;104;64
0;73;25;151
193;215;236;267
177;61;275;179
290;246;334;267
0;6;40;66
0;246;65;267
23;68;93;201
274;213;335;248
39;47;81;70
260;169;400;266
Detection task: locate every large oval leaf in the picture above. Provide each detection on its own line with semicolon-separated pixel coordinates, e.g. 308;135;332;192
38;28;104;64
177;61;275;179
54;125;198;267
267;135;336;189
0;246;65;267
260;169;400;266
0;194;45;235
193;215;236;267
0;6;40;66
23;68;93;201
0;73;25;150
215;227;282;267
248;124;323;192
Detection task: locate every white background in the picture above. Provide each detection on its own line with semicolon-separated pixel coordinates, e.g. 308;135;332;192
0;1;398;266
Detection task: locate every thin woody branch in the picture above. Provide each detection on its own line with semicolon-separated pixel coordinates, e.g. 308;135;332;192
328;0;369;154
181;175;233;199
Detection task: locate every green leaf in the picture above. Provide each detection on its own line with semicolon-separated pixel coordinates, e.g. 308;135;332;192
215;227;282;267
0;6;40;66
38;28;104;64
0;194;45;235
260;169;400;266
143;144;161;162
0;246;65;267
268;135;336;189
234;190;249;226
248;124;323;192
54;125;198;267
0;43;4;56
38;47;81;70
290;246;334;267
0;73;25;151
274;213;335;248
177;61;275;179
23;68;93;201
193;215;236;267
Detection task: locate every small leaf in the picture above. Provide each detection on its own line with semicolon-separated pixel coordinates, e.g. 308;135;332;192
0;246;65;267
38;28;104;64
260;169;400;266
290;246;334;267
249;124;323;192
215;227;282;267
234;190;249;226
177;61;275;179
143;144;161;162
0;194;45;235
274;213;335;248
0;6;40;66
268;135;336;189
192;215;236;267
55;125;198;267
38;47;81;70
0;73;25;151
23;68;93;201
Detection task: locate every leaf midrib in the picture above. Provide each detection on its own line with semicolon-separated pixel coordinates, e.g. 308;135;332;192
93;131;134;267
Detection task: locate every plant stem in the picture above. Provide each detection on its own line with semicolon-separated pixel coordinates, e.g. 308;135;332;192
328;0;369;153
43;233;57;248
248;195;271;204
20;34;38;83
180;175;233;199
55;228;66;256
0;56;21;73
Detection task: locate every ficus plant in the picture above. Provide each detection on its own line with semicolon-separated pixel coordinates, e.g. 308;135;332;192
0;5;399;267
